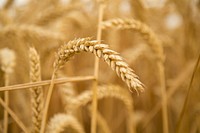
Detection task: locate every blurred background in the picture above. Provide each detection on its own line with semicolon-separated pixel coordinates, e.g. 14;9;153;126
0;0;200;133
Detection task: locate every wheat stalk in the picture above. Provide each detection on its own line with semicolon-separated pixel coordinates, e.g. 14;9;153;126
142;61;195;130
54;37;144;93
46;113;86;133
86;107;112;133
29;47;44;133
0;98;30;133
0;48;16;133
92;1;106;133
101;18;164;62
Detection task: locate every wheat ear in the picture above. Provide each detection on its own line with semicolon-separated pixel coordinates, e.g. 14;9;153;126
64;84;133;112
46;113;86;133
102;18;169;133
101;18;164;62
29;47;44;133
0;48;16;133
54;37;144;93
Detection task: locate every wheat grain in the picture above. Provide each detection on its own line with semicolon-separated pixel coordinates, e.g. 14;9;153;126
29;47;44;133
54;38;144;93
101;18;164;62
46;113;86;133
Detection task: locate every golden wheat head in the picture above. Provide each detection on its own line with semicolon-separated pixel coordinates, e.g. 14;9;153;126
53;38;144;93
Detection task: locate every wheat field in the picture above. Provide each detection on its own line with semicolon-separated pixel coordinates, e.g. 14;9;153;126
0;0;200;133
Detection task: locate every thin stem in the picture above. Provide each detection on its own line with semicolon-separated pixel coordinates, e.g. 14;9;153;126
40;70;56;133
91;3;105;133
176;53;200;133
0;76;95;92
141;61;195;131
158;61;169;133
0;98;30;133
4;73;9;133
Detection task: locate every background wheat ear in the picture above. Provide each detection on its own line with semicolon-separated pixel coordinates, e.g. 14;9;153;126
29;47;44;133
61;84;136;133
46;113;86;133
101;18;165;62
0;48;16;133
53;37;144;94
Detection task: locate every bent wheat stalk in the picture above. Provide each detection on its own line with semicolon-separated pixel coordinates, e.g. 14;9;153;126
29;47;44;133
102;18;168;133
64;84;135;133
46;113;86;133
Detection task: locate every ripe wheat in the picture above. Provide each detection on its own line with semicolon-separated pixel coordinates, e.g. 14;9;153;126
29;47;44;133
54;37;144;93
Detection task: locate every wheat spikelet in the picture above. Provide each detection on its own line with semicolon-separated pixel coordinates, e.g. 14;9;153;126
46;113;86;133
101;18;164;62
54;37;144;93
29;47;44;133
